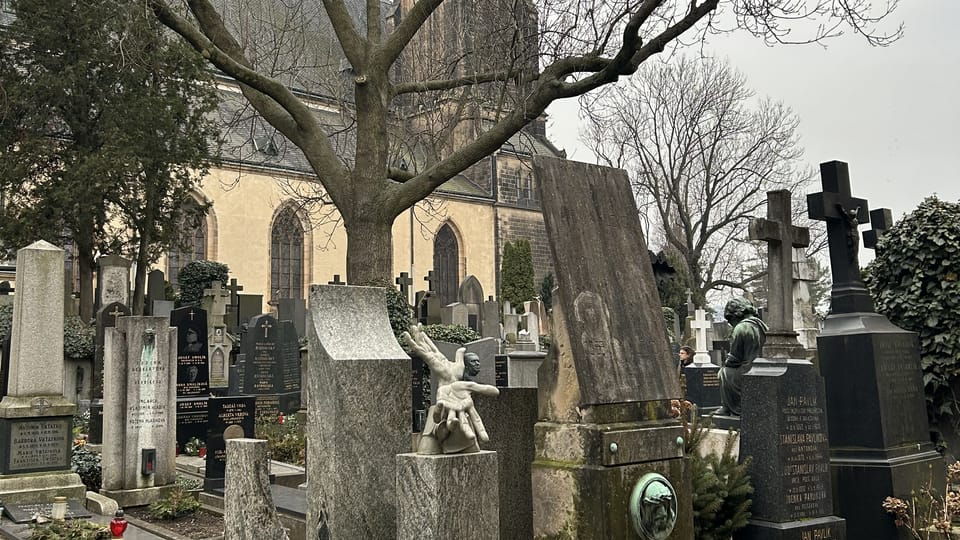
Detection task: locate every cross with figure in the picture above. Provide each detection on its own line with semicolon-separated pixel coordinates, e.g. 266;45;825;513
807;161;874;314
750;190;810;338
108;305;125;325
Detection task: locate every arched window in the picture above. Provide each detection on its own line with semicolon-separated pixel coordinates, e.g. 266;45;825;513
271;206;304;301
167;201;207;287
433;223;459;306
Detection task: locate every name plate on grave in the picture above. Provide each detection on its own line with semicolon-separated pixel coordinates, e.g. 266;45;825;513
779;394;832;519
0;417;72;474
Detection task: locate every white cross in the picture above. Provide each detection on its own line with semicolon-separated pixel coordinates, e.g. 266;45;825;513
689;309;713;364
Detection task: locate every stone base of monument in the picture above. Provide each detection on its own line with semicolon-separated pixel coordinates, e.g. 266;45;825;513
396;451;499;540
0;471;85;504
761;332;812;361
100;484;176;507
531;420;692;539
707;413;741;431
683;363;721;408
739;515;846;540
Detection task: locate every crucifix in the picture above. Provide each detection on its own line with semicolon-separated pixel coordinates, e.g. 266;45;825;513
261;320;273;338
807;161;874;314
396;272;413;302
108;305;125;326
328;275;346;286
862;208;894;250
749;190;810;338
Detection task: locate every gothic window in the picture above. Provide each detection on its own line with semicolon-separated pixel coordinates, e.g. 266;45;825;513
167;206;207;287
433;224;459;306
271;206;304;301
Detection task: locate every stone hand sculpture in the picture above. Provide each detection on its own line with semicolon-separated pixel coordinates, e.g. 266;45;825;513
403;324;499;454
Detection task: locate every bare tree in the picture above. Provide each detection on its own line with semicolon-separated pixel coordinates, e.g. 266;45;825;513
146;0;899;284
582;54;825;302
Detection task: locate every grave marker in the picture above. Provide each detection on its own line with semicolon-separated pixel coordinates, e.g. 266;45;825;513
862;208;894;250
238;315;301;422
684;309;720;409
89;301;131;445
96;254;131;312
204;395;256;491
171;306;210;448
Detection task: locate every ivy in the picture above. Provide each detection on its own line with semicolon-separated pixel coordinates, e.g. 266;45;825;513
176;260;229;307
865;197;960;428
421;324;480;345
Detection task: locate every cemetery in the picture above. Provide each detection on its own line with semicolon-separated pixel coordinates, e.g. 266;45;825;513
1;1;957;540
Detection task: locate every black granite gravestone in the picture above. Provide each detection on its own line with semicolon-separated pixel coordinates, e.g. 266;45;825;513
171;306;210;447
239;315;301;423
0;333;9;401
145;269;166;316
411;357;427;432
739;359;846;539
683;363;720;410
277;298;307;338
494;354;508;387
808;161;943;539
89;301;130;444
204;395;256;491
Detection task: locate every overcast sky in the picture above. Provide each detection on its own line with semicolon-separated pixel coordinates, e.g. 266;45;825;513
546;1;959;263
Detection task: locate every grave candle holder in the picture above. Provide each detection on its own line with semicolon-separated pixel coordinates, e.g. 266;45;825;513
50;496;67;520
110;509;128;538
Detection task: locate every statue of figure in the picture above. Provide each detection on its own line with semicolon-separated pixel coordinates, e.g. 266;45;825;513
403;325;499;454
717;298;767;417
462;352;481;382
838;203;862;262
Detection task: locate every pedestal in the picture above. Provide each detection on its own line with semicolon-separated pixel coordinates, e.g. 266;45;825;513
683;363;720;408
396;451;499;540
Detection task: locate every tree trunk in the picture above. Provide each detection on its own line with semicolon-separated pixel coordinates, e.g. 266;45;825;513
131;231;150;315
345;216;394;286
78;249;95;322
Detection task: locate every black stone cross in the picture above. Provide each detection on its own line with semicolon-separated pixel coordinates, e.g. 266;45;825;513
750;190;810;335
395;272;413;301
328;275;346;286
108;305;125;325
423;271;436;293
807;161;874;314
863;208;894;250
227;278;244;306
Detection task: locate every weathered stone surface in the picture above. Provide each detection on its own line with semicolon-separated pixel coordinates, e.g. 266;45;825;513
396;451;499;540
6;241;64;397
102;317;178;500
307;285;410;539
224;438;289;540
535;157;678;405
84;490;119;516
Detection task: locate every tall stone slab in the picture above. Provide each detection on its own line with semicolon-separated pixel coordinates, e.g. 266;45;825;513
171;306;209;449
101;317;178;507
307;285;410;538
532;158;690;539
201;281;233;390
807;161;942;539
96;254;131;312
89;301;131;445
739;359;846;539
0;241;84;503
224;438;290;540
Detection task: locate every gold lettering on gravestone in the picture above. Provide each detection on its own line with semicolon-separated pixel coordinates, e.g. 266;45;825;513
801;528;835;540
702;371;720;388
779;393;830;519
9;420;69;471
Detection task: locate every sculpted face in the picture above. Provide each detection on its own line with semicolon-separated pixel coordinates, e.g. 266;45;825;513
464;353;481;377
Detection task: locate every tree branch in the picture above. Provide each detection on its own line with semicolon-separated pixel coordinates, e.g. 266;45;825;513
392;68;535;96
382;0;444;68
321;0;366;70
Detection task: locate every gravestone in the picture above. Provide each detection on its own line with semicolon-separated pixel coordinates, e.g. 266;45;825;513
101;316;178;507
307;285;410;538
145;269;166;316
204;395;256;491
237;294;263;329
684;309;721;409
792;252;821;351
440;302;469;328
525;299;549;336
152;300;175;320
0;335;9;401
239;315;301;422
481;297;500;339
396;272;413;304
532;158;689;539
201;282;233;391
96;254;131;312
0;241;84;503
224;278;244;332
807;161;942;539
458;275;484;332
171;306;210;448
750;190;810;359
0;281;13;307
739;359;846;539
277;297;308;338
505;349;546;388
522;311;540;351
88;301;131;445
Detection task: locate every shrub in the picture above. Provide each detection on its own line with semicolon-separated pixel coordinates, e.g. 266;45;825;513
539;272;555;312
148;485;201;520
64;316;95;361
0;303;11;338
176;260;229;306
385;284;412;342
883;461;960;536
256;414;305;467
73;409;90;439
29;520;110;539
501;240;535;313
865;197;960;428
71;442;102;491
421;324;479;345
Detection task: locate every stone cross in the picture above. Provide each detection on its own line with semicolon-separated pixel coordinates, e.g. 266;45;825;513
31;397;51;415
108;305;126;325
750;190;810;335
863;208;894;250
807;161;874;314
260;320;272;338
689;309;712;364
423;271;437;293
396;272;413;302
328;275;346;286
227;278;244;306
